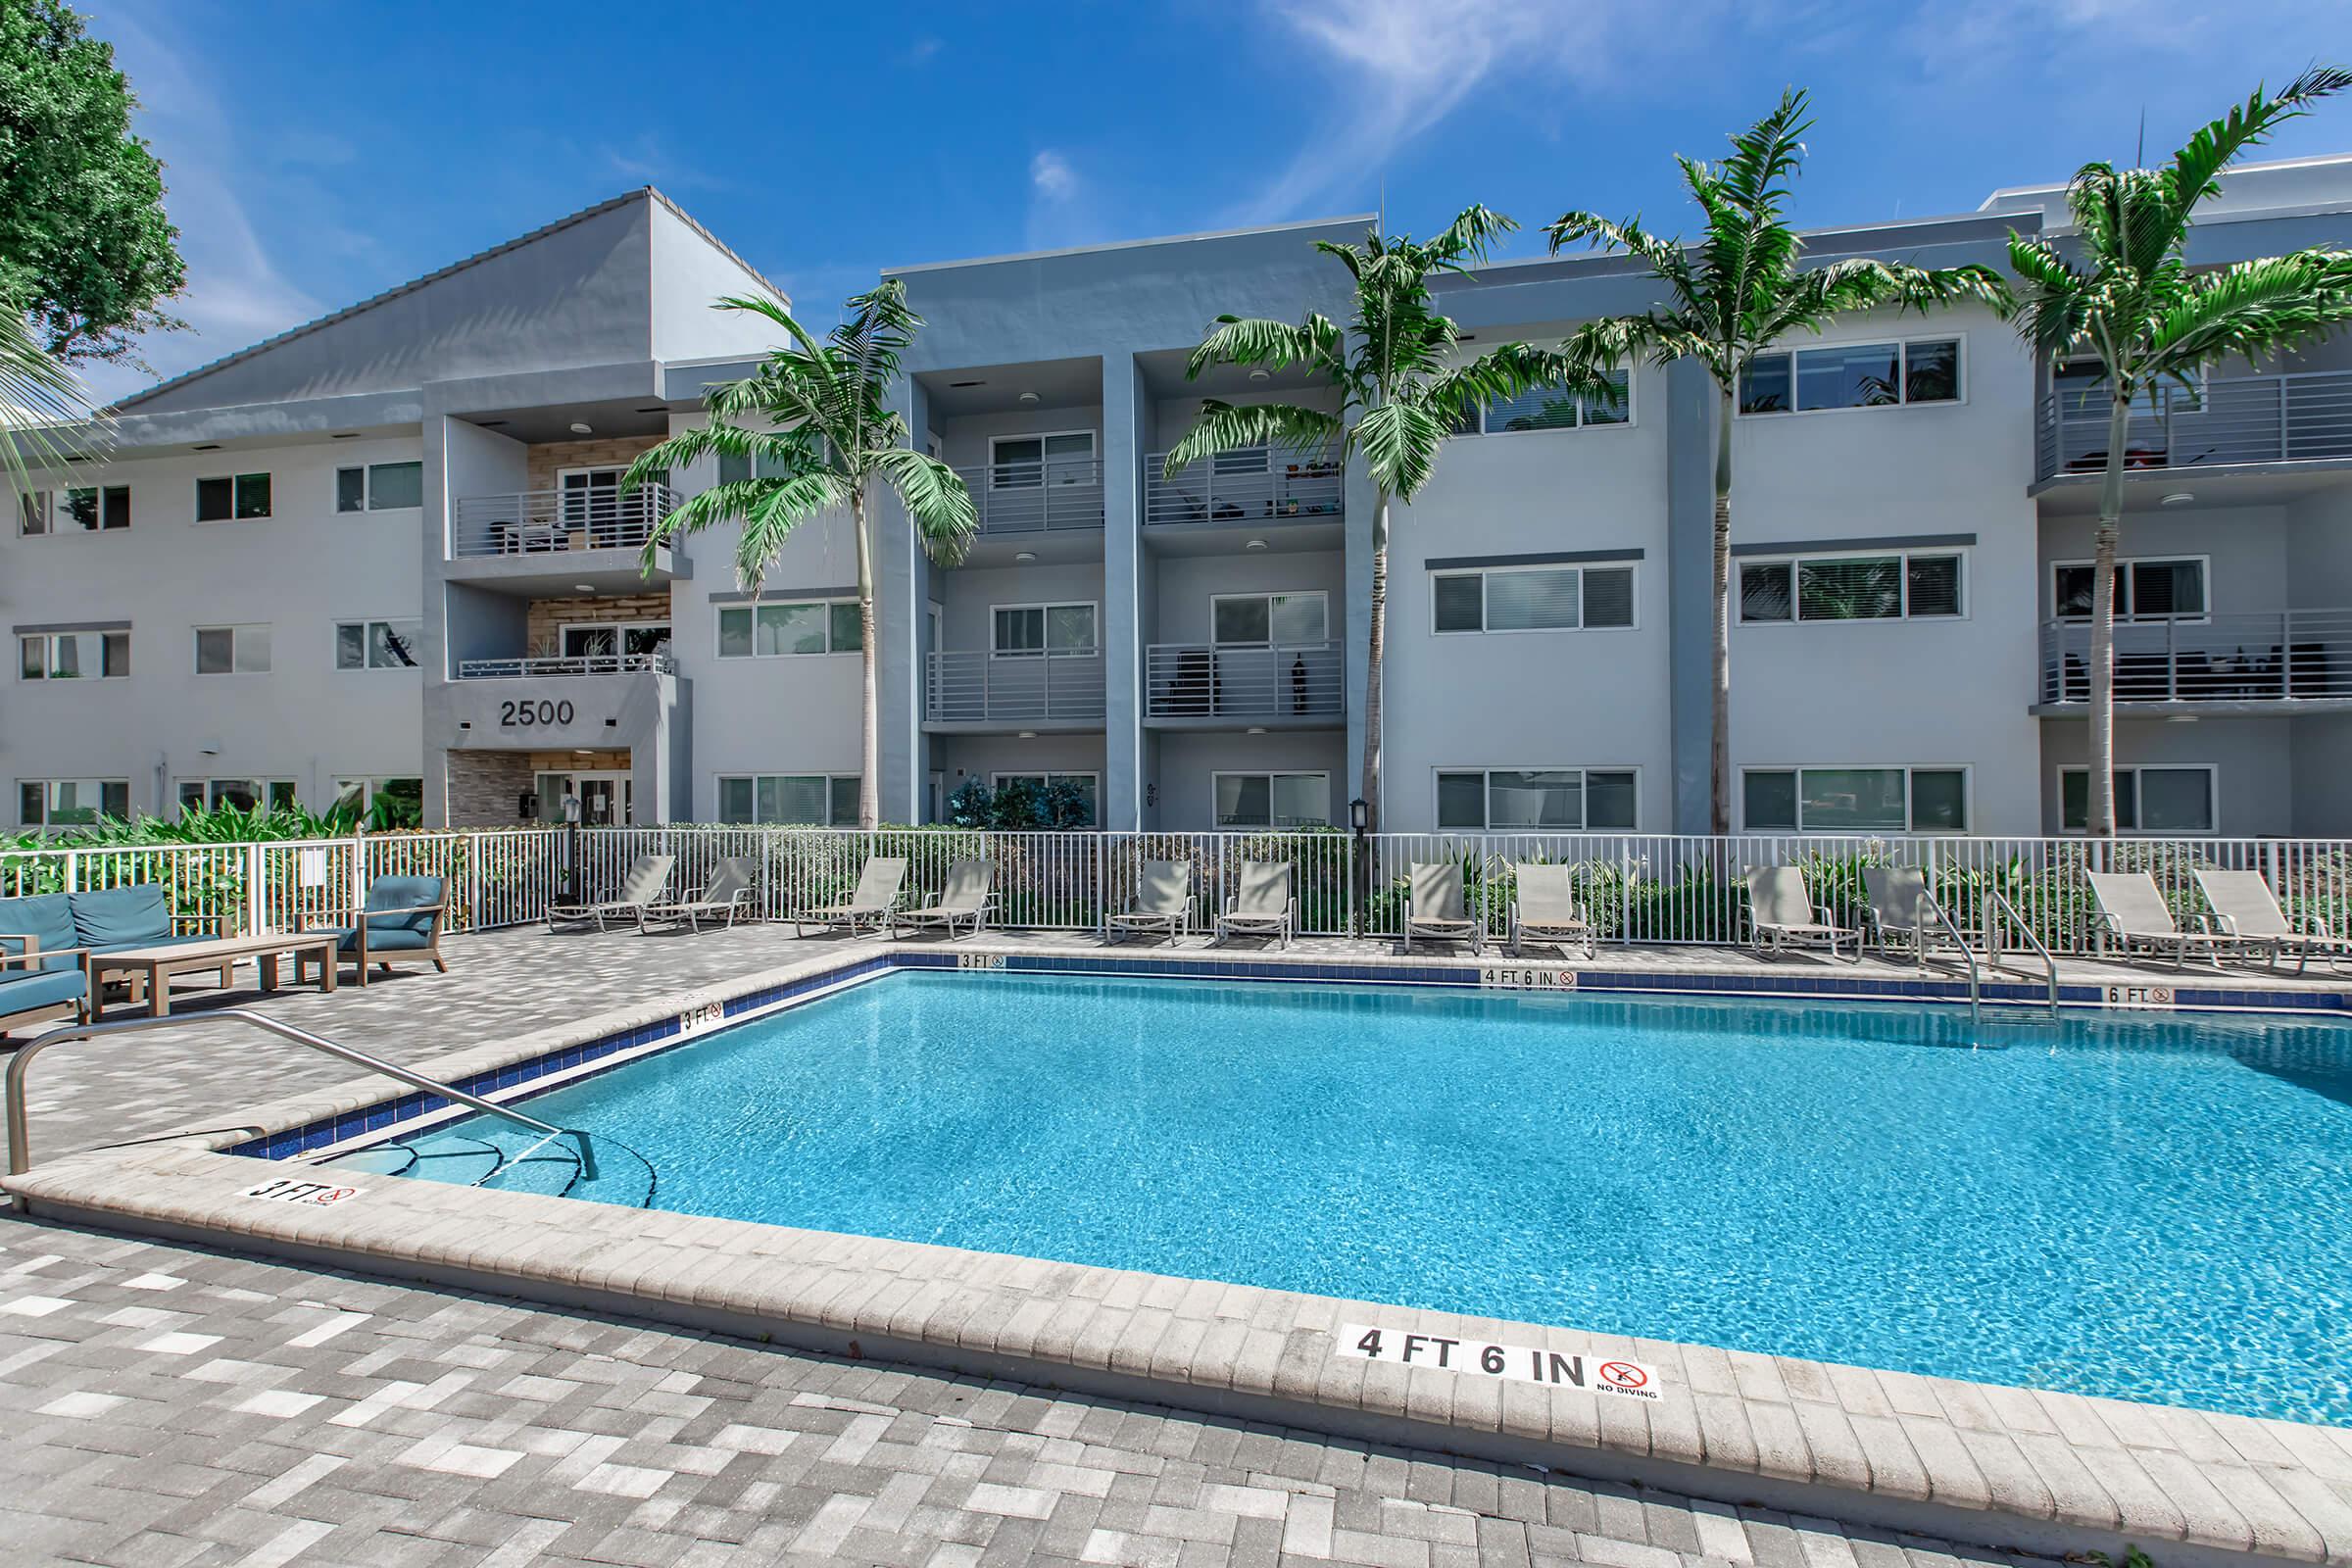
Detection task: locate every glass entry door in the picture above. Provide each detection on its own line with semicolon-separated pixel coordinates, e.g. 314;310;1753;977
535;769;633;825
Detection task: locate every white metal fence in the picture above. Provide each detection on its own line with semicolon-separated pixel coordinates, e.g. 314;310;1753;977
7;825;2352;956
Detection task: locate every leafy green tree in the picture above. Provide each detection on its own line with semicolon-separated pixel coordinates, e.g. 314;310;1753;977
2003;69;2352;835
1546;90;2005;833
625;282;975;829
1164;207;1583;829
0;0;185;365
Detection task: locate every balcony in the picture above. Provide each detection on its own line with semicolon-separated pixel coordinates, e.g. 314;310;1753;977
1145;641;1344;727
2035;610;2352;710
456;653;676;680
956;459;1104;537
452;484;674;557
925;649;1105;729
1146;449;1343;529
2034;370;2352;483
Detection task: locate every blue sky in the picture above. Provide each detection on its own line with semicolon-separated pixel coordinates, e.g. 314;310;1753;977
83;0;2352;402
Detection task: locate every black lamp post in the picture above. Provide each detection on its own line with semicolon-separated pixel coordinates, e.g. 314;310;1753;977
1348;797;1368;935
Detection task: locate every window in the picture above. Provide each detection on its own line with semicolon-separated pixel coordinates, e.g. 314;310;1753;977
561;622;671;660
1741;767;1968;832
1211;592;1327;646
194;624;271;674
993;602;1097;657
1457;367;1631;433
1436;768;1638;830
716;449;794;485
1739;338;1962;415
2060;766;2216;834
991;432;1096;488
195;472;271;522
1213;771;1329;828
716;773;859;826
715;602;860;658
60;485;130;532
1740;551;1964;622
2052;558;2206;620
1432;564;1636;633
18;778;129;827
336;462;422;513
331;776;423;827
176;778;298;813
993;771;1101;826
20;629;129;680
333;618;422;670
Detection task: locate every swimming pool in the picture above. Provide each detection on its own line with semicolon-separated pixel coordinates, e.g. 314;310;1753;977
346;971;2352;1426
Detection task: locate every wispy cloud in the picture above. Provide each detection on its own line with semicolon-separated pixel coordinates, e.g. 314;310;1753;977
902;33;945;67
1025;148;1100;248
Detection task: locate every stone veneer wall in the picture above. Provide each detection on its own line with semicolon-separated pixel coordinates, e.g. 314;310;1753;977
522;435;666;494
522;592;671;657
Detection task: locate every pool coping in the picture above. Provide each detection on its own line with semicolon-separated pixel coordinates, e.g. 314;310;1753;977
12;937;2352;1568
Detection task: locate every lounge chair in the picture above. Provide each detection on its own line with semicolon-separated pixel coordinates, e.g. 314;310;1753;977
302;875;449;986
1402;862;1482;955
1215;860;1297;949
648;858;761;932
894;859;993;941
2083;870;2222;969
1106;860;1196;945
548;854;675;932
793;858;906;937
3;886;224;1011
1507;864;1594;958
2192;868;2350;973
1860;866;1959;968
1745;866;1860;961
0;895;89;1036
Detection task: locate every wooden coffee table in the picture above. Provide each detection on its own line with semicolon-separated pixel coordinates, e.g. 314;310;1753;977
89;931;340;1020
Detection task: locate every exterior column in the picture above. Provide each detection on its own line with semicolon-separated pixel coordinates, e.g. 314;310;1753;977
1666;357;1719;834
1100;357;1145;829
879;377;932;823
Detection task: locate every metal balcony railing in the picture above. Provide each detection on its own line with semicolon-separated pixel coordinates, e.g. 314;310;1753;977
451;484;674;559
955;459;1103;536
2034;369;2352;481
1145;448;1343;527
926;649;1105;723
455;653;675;680
2037;610;2352;704
1145;641;1345;720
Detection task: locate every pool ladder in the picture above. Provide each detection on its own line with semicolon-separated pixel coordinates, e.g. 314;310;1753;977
1921;891;2058;1033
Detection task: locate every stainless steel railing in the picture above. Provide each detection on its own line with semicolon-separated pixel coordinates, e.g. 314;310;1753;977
455;653;676;680
2037;609;2352;703
2034;368;2352;480
1145;448;1343;527
925;649;1106;723
953;460;1104;536
450;484;675;559
1144;641;1344;720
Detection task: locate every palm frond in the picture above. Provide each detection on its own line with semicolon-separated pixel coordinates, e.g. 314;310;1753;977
0;299;103;502
2166;67;2351;220
731;470;856;588
1161;402;1343;478
1350;400;1446;500
2004;236;2094;360
869;445;978;566
1426;204;1517;270
2146;251;2352;375
1544;210;1697;301
1186;314;1333;379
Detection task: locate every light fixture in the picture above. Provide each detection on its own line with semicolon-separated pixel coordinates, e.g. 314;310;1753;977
2167;713;2200;724
1014;550;1037;563
635;406;668;414
1245;538;1268;551
1017;391;1040;405
477;419;509;428
191;443;220;452
1247;725;1267;735
573;582;596;593
1349;798;1369;832
569;420;593;435
1017;730;1037;739
949;378;987;389
1248;368;1271;382
2160;491;2195;507
573;748;594;755
330;431;360;439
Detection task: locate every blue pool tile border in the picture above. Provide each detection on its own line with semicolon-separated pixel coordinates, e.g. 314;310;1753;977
231;947;2348;1162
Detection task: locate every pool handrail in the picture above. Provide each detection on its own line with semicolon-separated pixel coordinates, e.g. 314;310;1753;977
1984;889;2060;1019
1920;891;1982;1029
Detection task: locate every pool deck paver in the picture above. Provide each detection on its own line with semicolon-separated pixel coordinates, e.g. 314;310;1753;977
3;923;2350;1566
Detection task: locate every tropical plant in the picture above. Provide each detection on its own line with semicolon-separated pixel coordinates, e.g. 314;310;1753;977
1163;206;1592;829
0;289;101;503
2002;68;2352;835
623;281;976;829
1544;89;2007;832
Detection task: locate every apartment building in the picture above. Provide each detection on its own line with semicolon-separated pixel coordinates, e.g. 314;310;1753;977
7;162;2352;839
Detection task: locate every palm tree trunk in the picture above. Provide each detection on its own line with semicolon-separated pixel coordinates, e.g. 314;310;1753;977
1360;491;1391;834
2085;395;2133;839
852;487;880;831
1710;389;1734;836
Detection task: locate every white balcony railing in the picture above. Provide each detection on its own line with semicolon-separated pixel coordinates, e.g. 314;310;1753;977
1145;448;1343;527
955;459;1103;536
455;653;676;680
926;649;1105;724
2037;610;2352;704
1145;641;1344;721
2034;369;2352;481
451;484;674;559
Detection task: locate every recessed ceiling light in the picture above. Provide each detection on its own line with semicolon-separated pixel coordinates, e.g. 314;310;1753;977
573;748;594;755
1248;368;1271;382
2161;491;2195;507
635;406;667;414
1017;730;1037;739
478;419;508;428
573;582;595;592
569;421;593;435
949;379;987;388
1247;726;1267;735
1245;538;1268;551
330;430;359;439
1458;332;1478;341
191;443;220;451
1017;391;1040;405
1014;550;1037;562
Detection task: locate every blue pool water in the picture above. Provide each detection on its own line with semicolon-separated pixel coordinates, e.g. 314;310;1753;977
367;973;2352;1425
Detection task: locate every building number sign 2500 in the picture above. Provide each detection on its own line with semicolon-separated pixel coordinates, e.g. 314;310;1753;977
500;698;575;728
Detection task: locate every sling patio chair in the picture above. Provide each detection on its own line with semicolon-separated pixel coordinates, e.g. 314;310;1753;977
548;854;675;933
1106;859;1197;946
894;859;995;941
2083;870;2224;970
792;858;907;937
2193;867;2352;974
1507;863;1595;958
1745;866;1860;962
1214;860;1297;949
1402;862;1483;955
647;857;762;932
1859;865;1964;969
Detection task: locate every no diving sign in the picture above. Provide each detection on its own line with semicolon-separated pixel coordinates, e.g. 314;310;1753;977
1336;1322;1664;1402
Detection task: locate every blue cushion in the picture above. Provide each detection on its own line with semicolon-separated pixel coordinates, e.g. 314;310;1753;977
0;894;78;972
0;966;86;1020
71;885;172;948
330;925;434;955
86;932;218;956
363;875;444;939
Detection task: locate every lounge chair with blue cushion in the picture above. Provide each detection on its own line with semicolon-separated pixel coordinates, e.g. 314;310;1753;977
303;875;449;986
70;884;224;956
0;893;90;1036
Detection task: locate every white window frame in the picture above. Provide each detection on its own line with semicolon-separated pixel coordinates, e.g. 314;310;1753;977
18;777;130;827
2057;764;2221;837
1735;333;1969;418
1737;548;1970;624
175;777;298;812
1431;563;1640;635
990;600;1100;659
1210;590;1330;646
2050;555;2211;624
333;617;423;671
335;461;423;513
988;429;1097;489
19;629;129;681
54;483;130;533
193;624;272;675
1739;764;1974;834
713;772;860;826
1432;766;1641;831
1455;364;1635;435
1209;770;1332;829
193;471;272;523
713;600;860;660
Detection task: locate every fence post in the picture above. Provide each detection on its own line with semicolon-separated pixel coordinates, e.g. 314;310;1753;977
246;841;266;936
467;833;483;928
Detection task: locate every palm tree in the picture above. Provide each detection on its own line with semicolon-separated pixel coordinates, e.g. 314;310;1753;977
0;290;104;504
1163;207;1585;829
2004;69;2352;836
625;281;975;829
1545;90;2006;833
